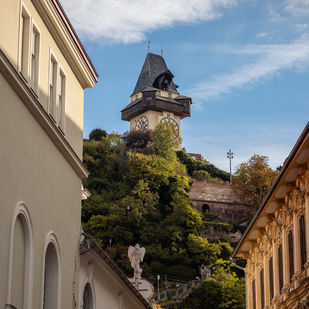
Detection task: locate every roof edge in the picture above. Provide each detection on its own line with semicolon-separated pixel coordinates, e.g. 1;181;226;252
51;0;98;81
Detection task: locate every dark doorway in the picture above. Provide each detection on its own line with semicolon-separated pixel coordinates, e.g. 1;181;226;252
202;204;209;213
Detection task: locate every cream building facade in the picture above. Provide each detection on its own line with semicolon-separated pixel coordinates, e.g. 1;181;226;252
232;123;309;309
0;0;98;308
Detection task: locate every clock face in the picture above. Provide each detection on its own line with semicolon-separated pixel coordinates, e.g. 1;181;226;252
159;116;179;137
135;116;149;131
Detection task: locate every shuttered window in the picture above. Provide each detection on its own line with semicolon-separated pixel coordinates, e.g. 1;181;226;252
288;230;294;282
278;244;283;292
260;269;265;309
252;279;256;309
299;215;306;270
269;257;274;302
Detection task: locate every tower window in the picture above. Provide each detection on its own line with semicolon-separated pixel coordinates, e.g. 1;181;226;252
156;90;161;96
135;94;138;100
168;92;172;98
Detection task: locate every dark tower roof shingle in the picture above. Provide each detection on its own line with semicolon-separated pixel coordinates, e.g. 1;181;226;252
132;53;179;96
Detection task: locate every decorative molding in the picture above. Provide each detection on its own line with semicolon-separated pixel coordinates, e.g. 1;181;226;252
277;198;285;209
286;181;297;194
298;164;307;177
0;50;89;179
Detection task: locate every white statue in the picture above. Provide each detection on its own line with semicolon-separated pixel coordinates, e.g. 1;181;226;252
128;244;146;281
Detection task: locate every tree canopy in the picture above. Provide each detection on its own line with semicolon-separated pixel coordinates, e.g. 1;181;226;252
176;150;230;181
82;126;234;279
89;128;107;141
177;260;245;309
232;154;279;210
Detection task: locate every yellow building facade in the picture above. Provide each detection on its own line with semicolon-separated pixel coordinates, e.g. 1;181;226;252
232;123;309;309
0;0;97;308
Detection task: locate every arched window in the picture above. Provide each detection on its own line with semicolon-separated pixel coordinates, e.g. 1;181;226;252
7;203;34;309
202;204;209;213
43;238;60;309
11;215;26;309
82;283;93;309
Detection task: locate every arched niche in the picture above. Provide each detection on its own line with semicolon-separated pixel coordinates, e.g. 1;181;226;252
82;283;94;309
41;233;61;309
7;203;34;309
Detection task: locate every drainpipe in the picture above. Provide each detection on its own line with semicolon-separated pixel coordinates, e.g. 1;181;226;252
80;238;92;255
229;257;247;309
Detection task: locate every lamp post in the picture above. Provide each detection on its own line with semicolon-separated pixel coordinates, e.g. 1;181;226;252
227;149;233;183
109;238;112;255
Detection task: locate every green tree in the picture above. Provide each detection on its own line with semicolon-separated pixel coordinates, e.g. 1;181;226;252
176;149;230;181
187;234;221;266
192;169;212;181
150;122;181;160
89;128;107;141
178;260;245;309
232;154;279;210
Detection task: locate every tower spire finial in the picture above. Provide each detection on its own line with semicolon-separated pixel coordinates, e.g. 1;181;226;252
161;44;163;58
148;41;150;54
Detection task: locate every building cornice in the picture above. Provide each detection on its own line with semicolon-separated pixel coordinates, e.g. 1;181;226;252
31;0;98;89
0;49;89;179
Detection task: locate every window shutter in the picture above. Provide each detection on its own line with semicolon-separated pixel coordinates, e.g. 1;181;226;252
252;279;256;309
269;257;274;302
260;269;265;309
288;230;294;282
299;215;306;270
278;244;283;292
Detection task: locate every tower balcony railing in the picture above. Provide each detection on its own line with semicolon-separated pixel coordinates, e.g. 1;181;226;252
121;97;190;121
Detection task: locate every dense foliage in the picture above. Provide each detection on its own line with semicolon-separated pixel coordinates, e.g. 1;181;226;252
176;150;230;181
232;154;279;210
177;260;245;309
82;125;233;279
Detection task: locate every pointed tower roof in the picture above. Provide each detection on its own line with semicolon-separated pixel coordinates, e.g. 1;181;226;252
132;53;179;96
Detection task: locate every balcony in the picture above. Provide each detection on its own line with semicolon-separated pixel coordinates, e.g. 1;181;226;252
121;92;191;121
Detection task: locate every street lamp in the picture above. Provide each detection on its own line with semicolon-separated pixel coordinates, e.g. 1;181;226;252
227;149;233;183
109;238;112;255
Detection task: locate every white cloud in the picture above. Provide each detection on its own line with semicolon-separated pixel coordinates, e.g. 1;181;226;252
285;0;309;15
59;0;238;44
187;34;309;100
256;32;268;38
291;23;308;32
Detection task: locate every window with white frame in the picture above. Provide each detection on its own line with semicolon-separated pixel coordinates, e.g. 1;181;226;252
48;54;66;133
20;8;30;79
19;6;40;95
58;71;66;131
30;25;40;94
49;57;56;120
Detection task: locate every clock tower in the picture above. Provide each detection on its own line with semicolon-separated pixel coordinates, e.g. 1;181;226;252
121;52;192;146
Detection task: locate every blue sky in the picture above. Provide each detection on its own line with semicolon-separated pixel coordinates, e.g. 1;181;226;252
61;0;309;173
